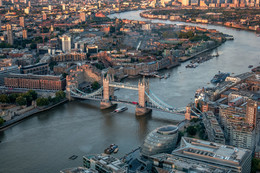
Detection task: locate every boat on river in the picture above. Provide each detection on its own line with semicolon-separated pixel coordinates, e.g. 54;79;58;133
113;106;128;113
104;144;119;154
211;71;230;83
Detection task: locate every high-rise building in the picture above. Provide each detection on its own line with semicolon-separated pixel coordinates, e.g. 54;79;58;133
50;25;54;32
230;124;255;150
0;0;2;6
62;4;66;10
80;12;86;22
182;0;190;5
48;5;52;11
24;7;30;14
22;29;27;39
19;17;25;27
43;13;47;20
60;35;71;53
28;1;31;7
6;24;13;45
246;100;258;126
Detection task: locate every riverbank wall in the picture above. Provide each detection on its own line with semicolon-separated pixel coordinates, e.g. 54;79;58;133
0;99;68;131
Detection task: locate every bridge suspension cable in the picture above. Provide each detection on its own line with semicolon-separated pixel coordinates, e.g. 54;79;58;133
148;90;175;109
71;86;103;99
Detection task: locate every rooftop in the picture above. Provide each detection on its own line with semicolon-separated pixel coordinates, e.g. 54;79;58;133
157;125;178;135
172;137;251;166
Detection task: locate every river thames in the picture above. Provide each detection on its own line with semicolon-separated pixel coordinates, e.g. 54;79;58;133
0;10;259;173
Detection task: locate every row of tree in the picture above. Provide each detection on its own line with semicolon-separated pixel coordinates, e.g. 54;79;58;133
36;91;66;107
0;90;38;106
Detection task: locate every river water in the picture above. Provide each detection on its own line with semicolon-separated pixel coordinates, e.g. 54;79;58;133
0;10;259;173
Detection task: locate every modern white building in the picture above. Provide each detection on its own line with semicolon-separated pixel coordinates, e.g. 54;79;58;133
60;35;71;53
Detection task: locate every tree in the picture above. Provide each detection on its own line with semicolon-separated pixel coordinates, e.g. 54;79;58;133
49;60;58;70
55;91;66;99
91;81;100;90
27;90;38;100
0;117;4;125
22;93;33;106
16;96;27;106
0;94;9;103
36;98;50;106
8;93;19;103
186;126;197;136
30;43;37;49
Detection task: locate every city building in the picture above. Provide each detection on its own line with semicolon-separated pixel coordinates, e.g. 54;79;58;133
230;124;255;150
80;12;86;22
171;137;252;173
141;125;179;156
182;0;190;6
52;53;87;62
86;45;98;54
60;35;71;53
83;154;128;173
6;24;13;45
20;63;49;75
19;17;25;27
149;153;231;172
43;13;47;20
4;73;66;90
0;65;20;85
22;29;27;39
245;99;258;126
219;105;246;140
60;167;97;173
202;111;225;144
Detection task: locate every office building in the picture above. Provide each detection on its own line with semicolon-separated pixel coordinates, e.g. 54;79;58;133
83;154;128;173
171;137;252;173
230;124;255;150
22;29;27;39
0;66;20;85
52;53;87;62
60;35;71;53
19;17;25;27
245;100;258;126
6;24;13;45
60;167;98;173
80;12;86;22
182;0;190;5
202;111;225;144
20;63;49;75
43;13;47;20
4;73;66;90
141;125;179;156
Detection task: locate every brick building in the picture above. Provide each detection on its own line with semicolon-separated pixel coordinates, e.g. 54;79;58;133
4;74;66;90
52;53;87;62
21;63;49;75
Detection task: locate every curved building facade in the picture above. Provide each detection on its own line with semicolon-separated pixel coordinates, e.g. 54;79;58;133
141;125;179;156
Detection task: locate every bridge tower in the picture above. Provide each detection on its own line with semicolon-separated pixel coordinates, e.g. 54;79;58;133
100;74;114;109
136;77;152;116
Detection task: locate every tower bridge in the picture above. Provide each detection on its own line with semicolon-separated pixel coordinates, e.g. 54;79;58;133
66;75;186;116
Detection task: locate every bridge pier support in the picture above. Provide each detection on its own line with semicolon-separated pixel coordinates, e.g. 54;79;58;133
135;106;152;116
100;100;114;109
66;86;74;101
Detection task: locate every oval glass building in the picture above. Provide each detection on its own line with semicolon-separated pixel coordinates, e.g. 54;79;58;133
141;125;179;156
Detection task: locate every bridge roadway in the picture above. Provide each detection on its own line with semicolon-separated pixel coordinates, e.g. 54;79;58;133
71;93;185;115
109;82;138;90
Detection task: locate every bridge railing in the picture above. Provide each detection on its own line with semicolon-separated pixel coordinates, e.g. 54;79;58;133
71;86;103;99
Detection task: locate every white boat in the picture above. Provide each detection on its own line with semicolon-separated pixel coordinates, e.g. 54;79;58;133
113;106;128;113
